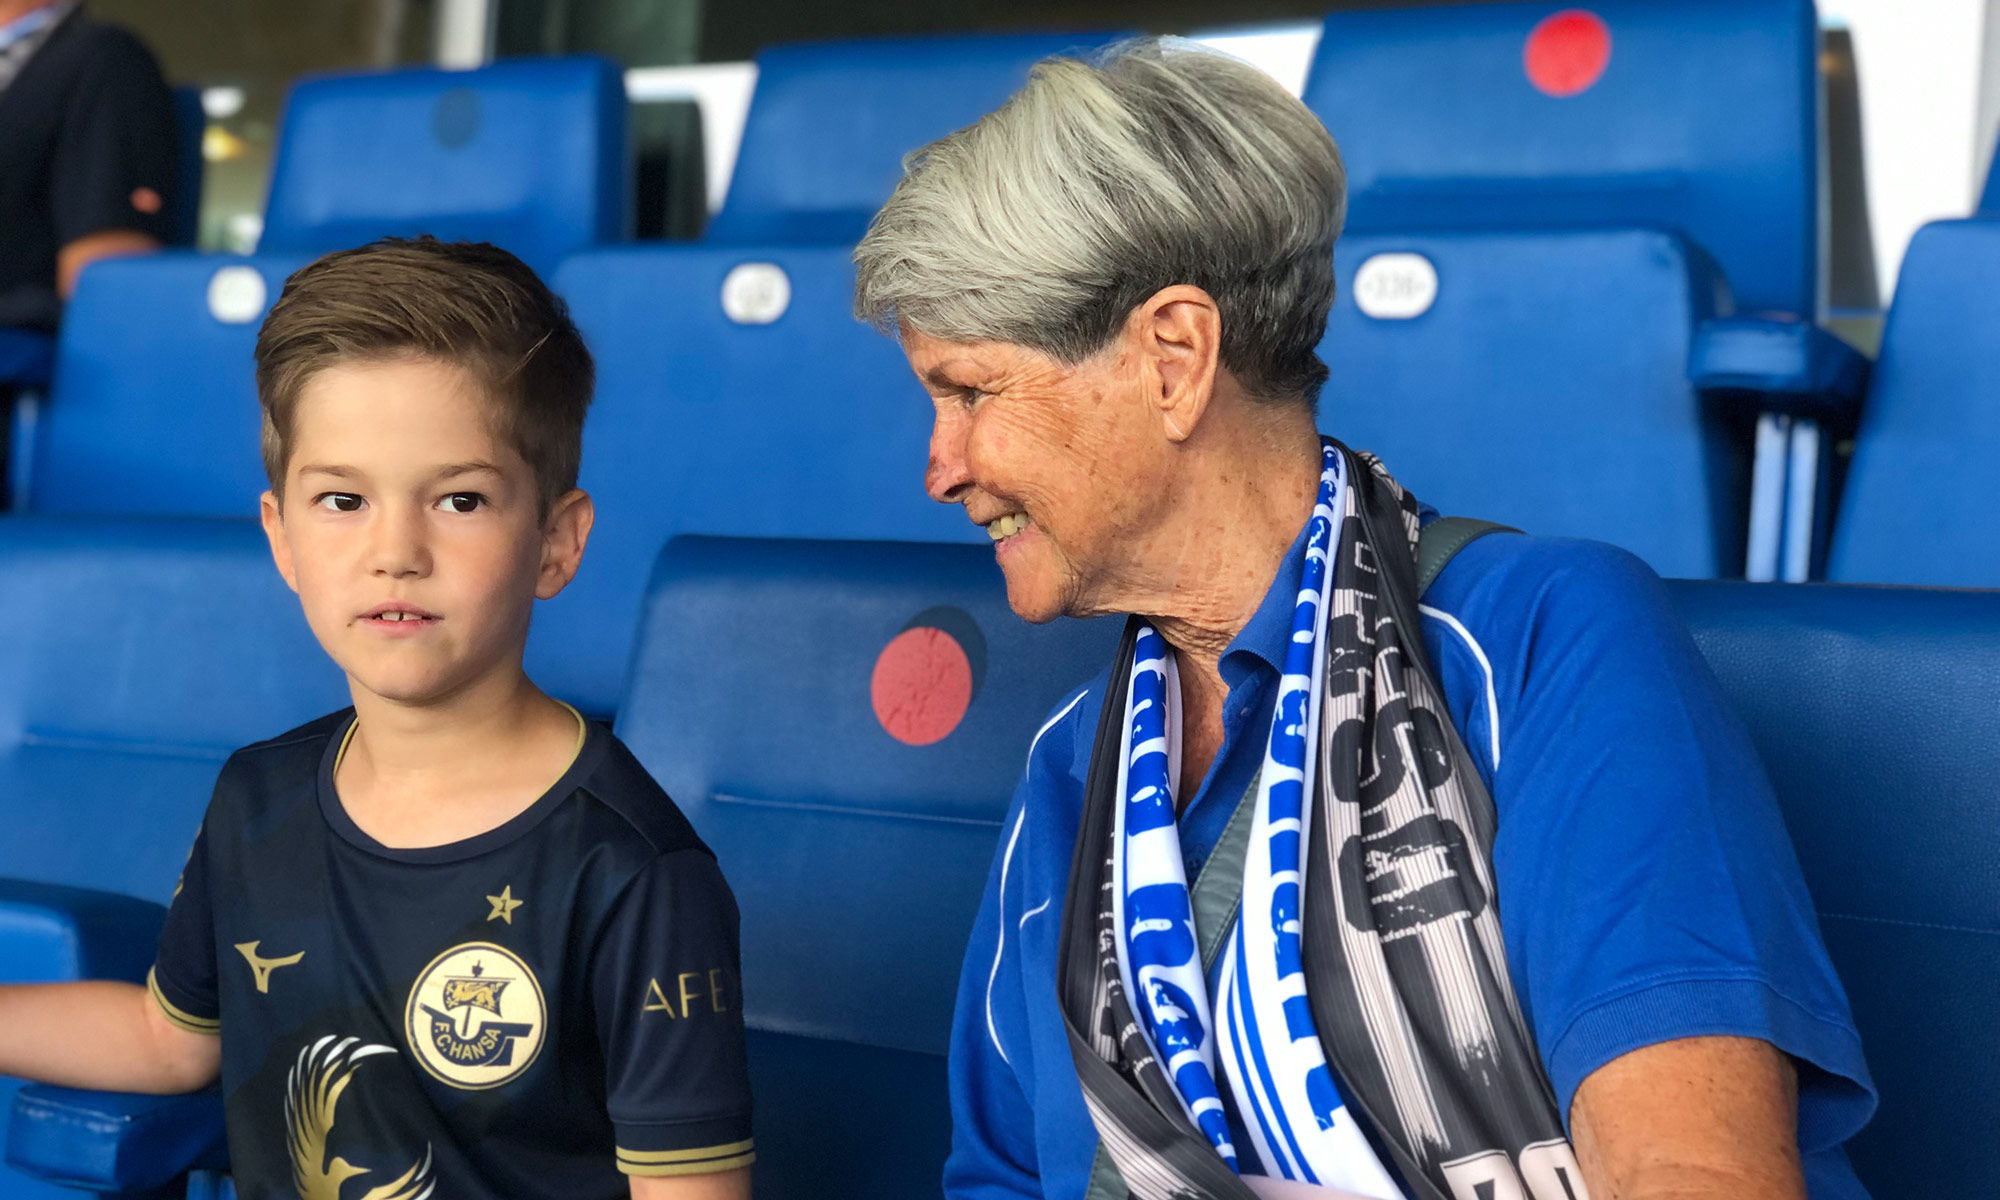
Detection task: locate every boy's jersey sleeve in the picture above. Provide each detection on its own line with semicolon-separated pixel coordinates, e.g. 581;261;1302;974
590;847;755;1177
150;816;220;1035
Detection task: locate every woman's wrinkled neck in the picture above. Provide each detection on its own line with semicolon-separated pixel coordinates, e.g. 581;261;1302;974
1134;391;1324;681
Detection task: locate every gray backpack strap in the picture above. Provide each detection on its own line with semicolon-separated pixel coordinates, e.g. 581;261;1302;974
1416;517;1519;597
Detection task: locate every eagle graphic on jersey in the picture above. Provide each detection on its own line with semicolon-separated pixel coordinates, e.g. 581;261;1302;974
286;1036;435;1200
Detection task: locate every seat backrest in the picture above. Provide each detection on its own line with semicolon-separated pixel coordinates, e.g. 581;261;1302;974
539;245;978;713
0;519;347;905
261;56;629;275
1321;228;1742;579
1304;0;1819;318
704;31;1122;245
616;536;1117;1200
1667;580;2000;1200
27;253;306;517
1824;217;2000;584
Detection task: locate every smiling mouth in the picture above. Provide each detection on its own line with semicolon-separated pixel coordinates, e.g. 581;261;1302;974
983;513;1029;542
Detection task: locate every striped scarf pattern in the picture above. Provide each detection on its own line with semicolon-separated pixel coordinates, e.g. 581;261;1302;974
1059;442;1588;1200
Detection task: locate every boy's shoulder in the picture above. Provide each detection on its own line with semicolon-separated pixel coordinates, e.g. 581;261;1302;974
212;709;352;801
570;724;712;862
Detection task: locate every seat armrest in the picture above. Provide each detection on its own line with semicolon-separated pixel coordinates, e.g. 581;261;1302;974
1689;315;1871;422
6;1085;228;1191
0;328;54;390
0;879;166;986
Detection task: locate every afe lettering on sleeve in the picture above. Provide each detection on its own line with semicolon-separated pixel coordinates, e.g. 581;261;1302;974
642;969;731;1017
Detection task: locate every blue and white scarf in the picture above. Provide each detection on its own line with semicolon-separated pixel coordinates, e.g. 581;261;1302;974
1060;443;1584;1200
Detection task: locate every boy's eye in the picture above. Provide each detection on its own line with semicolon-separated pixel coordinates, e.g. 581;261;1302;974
314;493;364;513
437;493;485;514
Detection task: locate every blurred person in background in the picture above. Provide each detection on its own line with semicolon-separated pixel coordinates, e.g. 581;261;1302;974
0;0;177;332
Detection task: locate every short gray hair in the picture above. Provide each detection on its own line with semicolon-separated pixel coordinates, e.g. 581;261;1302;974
853;37;1346;404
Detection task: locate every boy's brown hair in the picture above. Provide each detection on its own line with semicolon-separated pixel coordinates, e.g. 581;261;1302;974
254;237;594;516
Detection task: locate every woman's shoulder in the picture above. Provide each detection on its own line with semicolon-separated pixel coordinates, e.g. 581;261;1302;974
1020;668;1113;786
1422;530;1675;638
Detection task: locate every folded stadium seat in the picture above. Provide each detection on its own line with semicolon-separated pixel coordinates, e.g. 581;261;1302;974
703;30;1124;245
1323;229;1744;579
260;55;630;277
0;518;345;1199
537;244;982;715
1822;211;2000;585
1305;0;1868;581
1668;581;2000;1200
15;253;309;516
616;536;1118;1200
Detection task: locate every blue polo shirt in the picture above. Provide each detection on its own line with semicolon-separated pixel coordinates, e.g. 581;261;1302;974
944;519;1876;1200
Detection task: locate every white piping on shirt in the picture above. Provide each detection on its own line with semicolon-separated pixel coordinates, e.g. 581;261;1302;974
986;687;1090;1066
1419;604;1502;769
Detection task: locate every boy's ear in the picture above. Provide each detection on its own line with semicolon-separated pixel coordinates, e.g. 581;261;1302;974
536;489;594;601
260;490;299;594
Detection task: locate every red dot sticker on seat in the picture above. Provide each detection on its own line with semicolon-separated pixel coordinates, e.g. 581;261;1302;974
871;627;974;746
1524;9;1611;97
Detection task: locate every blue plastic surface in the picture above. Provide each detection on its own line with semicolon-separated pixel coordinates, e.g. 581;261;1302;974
615;536;1118;1198
1689;316;1870;417
1319;228;1742;579
261;56;629;275
1305;0;1818;318
707;31;1123;244
0;518;347;904
7;1086;226;1193
541;245;980;714
1668;580;2000;1200
1827;217;2000;584
0;881;177;1199
25;253;309;518
0;331;54;391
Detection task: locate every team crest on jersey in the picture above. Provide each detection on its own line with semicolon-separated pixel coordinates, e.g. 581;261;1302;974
403;941;546;1089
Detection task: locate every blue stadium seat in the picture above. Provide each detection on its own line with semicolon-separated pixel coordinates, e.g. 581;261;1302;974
0;518;343;901
1304;0;1861;580
538;245;978;714
616;536;1117;1200
1668;580;2000;1200
1321;229;1744;579
705;31;1122;244
261;56;630;275
1824;215;2000;584
19;253;307;517
1307;0;1816;317
0;518;343;1199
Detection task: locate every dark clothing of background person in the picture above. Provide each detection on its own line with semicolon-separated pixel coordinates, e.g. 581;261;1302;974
0;3;177;332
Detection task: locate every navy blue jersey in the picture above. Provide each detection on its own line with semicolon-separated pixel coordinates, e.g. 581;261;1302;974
151;708;753;1199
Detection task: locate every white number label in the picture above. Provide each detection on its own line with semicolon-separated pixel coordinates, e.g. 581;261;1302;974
1353;252;1439;319
720;262;791;325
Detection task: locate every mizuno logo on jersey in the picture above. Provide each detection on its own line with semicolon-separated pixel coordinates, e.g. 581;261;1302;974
235;941;305;993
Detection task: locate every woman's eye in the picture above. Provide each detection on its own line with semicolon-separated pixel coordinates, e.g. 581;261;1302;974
314;493;363;513
438;493;485;514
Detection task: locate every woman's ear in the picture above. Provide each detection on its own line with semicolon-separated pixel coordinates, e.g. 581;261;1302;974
537;489;596;600
1131;285;1223;443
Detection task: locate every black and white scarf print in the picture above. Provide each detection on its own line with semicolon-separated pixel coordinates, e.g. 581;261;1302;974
1057;442;1591;1200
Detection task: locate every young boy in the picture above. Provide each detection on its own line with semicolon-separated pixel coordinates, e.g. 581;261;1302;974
0;238;753;1200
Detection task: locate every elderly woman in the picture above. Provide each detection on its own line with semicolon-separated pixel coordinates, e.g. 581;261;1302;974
853;39;1872;1200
